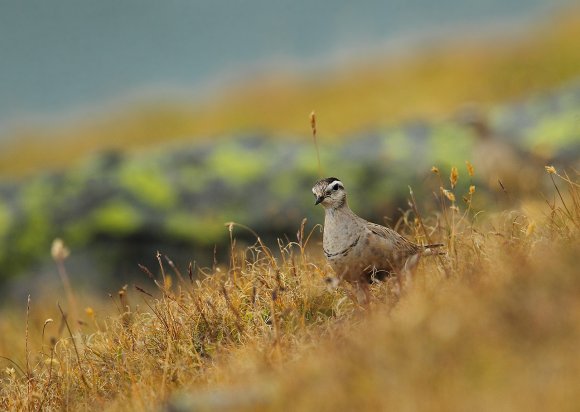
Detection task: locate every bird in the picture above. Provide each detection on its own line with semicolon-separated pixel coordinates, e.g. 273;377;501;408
312;177;443;302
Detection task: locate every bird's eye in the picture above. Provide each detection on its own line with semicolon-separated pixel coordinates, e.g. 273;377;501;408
332;185;338;191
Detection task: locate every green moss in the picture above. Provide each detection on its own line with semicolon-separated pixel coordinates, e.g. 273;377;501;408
178;164;213;192
0;201;10;239
384;129;412;162
20;177;55;211
208;143;267;184
165;212;226;245
524;110;580;155
119;160;177;209
63;220;93;245
270;174;299;199
295;149;324;176
90;200;142;235
429;123;475;166
13;178;55;262
14;213;51;262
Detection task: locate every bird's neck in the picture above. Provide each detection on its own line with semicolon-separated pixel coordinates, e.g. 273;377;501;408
324;201;351;217
323;203;361;254
324;201;358;229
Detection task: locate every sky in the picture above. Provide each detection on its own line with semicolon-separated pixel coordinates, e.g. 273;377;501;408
0;0;570;133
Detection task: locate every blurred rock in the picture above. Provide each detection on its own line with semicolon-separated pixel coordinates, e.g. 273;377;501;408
0;82;579;289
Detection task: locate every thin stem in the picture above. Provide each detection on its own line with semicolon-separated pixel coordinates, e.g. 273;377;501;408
409;186;450;278
57;303;90;389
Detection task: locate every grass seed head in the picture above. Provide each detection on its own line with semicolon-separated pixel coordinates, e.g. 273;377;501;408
545;165;557;174
51;238;70;262
465;160;475;177
526;221;536;237
441;187;456;202
450;167;459;189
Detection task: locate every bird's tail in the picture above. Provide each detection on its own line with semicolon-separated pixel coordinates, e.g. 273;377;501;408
422;243;446;256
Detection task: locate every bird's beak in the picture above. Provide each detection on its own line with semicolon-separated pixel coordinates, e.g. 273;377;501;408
315;196;324;205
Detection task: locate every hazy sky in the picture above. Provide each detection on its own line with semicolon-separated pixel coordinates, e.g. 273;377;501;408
0;0;569;129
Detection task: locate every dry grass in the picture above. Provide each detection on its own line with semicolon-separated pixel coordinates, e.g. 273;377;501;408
1;166;579;411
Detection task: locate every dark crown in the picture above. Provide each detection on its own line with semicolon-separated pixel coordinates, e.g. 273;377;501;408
315;177;340;187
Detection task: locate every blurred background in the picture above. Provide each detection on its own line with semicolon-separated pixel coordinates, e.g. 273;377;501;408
0;0;579;298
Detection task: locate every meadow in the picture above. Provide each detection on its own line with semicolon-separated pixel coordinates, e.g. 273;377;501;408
1;7;579;411
1;165;578;411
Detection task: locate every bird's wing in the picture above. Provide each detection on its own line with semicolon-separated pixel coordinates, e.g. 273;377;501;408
365;222;421;255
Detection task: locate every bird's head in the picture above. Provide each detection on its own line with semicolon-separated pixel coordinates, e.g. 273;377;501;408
312;177;347;209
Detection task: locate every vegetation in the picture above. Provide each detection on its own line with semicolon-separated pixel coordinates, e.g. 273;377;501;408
1;165;578;411
1;79;579;283
0;7;579;410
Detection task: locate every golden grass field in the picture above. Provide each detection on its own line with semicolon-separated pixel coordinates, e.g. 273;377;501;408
0;166;578;411
1;9;580;177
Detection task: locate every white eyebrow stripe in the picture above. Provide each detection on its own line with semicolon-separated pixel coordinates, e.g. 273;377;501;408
328;180;344;190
